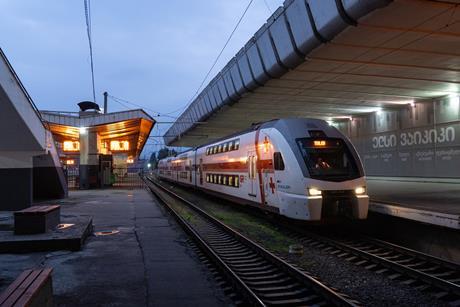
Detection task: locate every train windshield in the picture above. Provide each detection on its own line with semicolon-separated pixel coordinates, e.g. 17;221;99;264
296;138;360;181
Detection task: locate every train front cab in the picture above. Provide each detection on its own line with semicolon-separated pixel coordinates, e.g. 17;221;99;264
264;128;369;221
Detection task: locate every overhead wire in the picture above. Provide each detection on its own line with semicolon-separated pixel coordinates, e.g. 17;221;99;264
167;0;255;116
83;0;96;102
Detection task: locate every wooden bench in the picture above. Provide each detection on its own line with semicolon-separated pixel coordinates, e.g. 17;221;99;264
14;205;61;235
0;268;53;307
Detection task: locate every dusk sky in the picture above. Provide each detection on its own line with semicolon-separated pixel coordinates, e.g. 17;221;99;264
0;0;284;157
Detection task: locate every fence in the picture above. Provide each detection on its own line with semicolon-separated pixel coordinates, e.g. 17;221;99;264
65;166;145;189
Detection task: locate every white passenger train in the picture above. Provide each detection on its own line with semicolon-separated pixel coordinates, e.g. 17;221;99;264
157;118;369;221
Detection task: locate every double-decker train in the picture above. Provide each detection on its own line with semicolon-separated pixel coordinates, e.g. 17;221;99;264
157;118;369;221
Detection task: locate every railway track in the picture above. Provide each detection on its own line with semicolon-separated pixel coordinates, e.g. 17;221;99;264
145;177;359;306
290;229;460;305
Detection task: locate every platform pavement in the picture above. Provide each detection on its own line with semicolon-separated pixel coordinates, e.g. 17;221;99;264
0;188;230;306
367;177;460;229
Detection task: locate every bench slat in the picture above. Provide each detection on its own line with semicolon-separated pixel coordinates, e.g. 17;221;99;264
1;270;42;307
0;270;32;305
15;268;53;307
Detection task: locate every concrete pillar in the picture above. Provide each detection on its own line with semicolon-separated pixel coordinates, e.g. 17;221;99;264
79;128;100;189
0;151;34;210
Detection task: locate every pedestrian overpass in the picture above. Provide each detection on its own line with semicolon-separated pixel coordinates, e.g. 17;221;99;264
165;0;460;178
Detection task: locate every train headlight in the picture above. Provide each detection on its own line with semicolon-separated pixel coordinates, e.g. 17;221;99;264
355;186;366;195
308;188;322;196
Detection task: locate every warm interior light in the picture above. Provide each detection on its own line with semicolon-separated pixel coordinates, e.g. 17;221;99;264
263;136;270;153
63;141;80;152
66;159;75;165
110;140;130;151
127;158;134;164
308;188;322;196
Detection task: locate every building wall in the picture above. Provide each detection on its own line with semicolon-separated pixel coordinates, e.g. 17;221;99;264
336;96;460;178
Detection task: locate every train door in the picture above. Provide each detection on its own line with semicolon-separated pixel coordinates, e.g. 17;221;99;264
260;136;279;207
247;150;257;198
199;158;203;185
188;159;192;183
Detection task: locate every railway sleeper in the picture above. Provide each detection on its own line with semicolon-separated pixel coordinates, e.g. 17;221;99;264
251;283;303;293
218;251;253;258
226;257;263;265
229;261;269;269
244;277;292;287
221;255;260;262
235;268;279;277
258;289;312;299
263;295;324;306
232;264;273;273
240;273;285;282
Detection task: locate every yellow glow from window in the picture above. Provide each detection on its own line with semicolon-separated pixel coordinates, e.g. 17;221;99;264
66;159;75;165
127;158;134;164
63;141;80;152
110;140;130;151
314;140;326;147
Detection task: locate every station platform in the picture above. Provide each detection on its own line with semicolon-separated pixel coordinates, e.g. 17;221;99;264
367;177;460;230
0;188;229;306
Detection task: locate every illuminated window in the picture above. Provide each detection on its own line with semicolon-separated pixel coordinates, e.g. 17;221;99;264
63;141;80;152
110;140;130;151
223;143;227;152
223;176;227;185
228;141;234;151
218;175;222;184
229;176;233;186
127;158;134;164
234;175;239;187
65;159;75;165
218;145;222;153
213;174;217;183
234;139;240;150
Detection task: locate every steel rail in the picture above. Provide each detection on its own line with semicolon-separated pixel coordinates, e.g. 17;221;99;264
299;231;460;298
145;177;358;307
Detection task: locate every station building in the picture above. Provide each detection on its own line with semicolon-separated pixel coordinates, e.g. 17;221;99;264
41;104;154;189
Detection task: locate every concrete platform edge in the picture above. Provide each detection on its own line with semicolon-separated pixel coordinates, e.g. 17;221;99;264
369;202;459;230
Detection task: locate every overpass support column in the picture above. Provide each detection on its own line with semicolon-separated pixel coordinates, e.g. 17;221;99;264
0;152;34;210
79;128;100;189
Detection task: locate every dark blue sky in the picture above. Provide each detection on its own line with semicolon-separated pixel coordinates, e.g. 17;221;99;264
1;0;283;157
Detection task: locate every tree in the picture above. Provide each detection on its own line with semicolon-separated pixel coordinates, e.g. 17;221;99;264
157;147;177;160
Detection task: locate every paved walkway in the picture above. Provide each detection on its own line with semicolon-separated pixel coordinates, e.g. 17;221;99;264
0;188;228;306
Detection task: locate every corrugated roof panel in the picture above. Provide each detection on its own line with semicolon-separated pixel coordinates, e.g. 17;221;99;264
245;39;270;84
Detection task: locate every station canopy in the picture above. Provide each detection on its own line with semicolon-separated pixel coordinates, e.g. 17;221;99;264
165;0;460;147
41;109;154;159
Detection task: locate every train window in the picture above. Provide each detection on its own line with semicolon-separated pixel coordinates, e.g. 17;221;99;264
223;143;228;152
296;138;359;181
218;175;222;184
206;174;209;182
213;174;217;183
229;176;233;186
213;146;217;154
274;152;285;171
218;145;222;153
234;139;240;150
234;176;239;187
228;141;234;151
223;175;227;185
